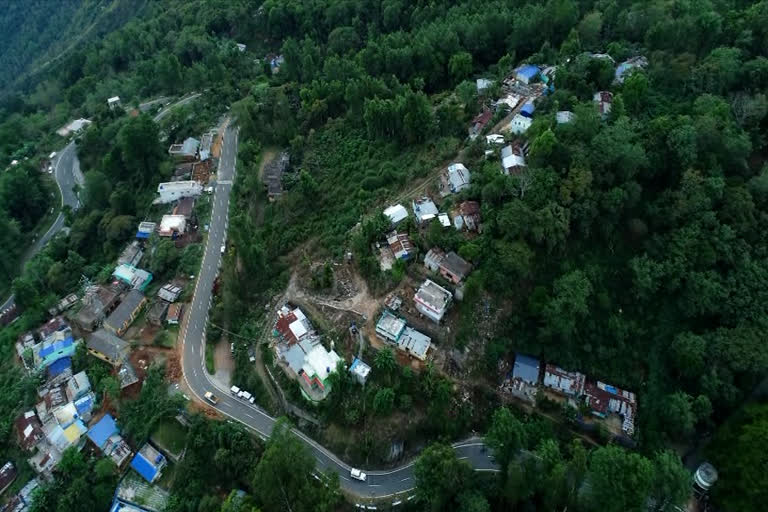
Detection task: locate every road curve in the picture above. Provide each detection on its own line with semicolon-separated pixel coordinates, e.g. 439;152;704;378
179;126;498;502
0;141;81;311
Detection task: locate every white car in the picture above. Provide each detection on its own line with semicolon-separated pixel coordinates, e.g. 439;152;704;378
230;385;240;395
350;468;367;482
220;244;226;254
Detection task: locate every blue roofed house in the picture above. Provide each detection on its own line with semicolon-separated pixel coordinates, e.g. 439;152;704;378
65;371;91;402
74;394;95;422
88;414;132;467
515;65;540;84
513;354;541;384
131;443;167;484
33;331;79;371
520;101;535;118
47;357;72;379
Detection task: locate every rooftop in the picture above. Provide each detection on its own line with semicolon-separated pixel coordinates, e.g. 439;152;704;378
412;197;439;222
105;289;145;332
384;204;408;225
414;280;452;312
375;311;407;342
512;354;540;384
88;414;119;450
88;329;130;363
131;443;166;483
398;327;431;359
441;252;472;281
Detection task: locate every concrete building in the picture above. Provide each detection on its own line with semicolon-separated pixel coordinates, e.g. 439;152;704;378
413;279;453;323
168;137;200;160
136;221;156;239
509;114;533;135
453;201;481;232
157;283;182;303
131;443;167;484
556;111;574;124
113;264;152;291
424;248;472;284
199;132;214;161
87;330;129;366
118;241;144;267
155;181;203;204
107;96;122;110
412;197;439;224
158;215;187;237
476;78;492;92
397;327;431;361
543;364;585;397
349;358;371;385
75;284;122;331
104;290;146;336
375;311;407;343
594;91;613;119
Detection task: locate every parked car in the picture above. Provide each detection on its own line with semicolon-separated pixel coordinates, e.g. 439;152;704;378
204;391;218;404
350;468;367;482
221;244;226;254
230;385;240;395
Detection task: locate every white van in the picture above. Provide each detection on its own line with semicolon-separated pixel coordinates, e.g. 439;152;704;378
230;385;240;395
350;468;367;482
49;151;57;160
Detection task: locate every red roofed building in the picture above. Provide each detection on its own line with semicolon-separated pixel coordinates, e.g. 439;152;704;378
15;411;44;451
584;379;636;435
469;109;493;139
274;306;311;345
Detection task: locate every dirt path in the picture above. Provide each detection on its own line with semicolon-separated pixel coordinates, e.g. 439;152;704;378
258;148;279;181
212;337;234;387
284;268;379;322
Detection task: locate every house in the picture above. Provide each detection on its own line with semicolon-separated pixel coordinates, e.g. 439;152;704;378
349;358;371;385
158;215;187;238
509;114;532;135
486;134;505;145
270;55;285;73
104;290;146;336
15;411;44;451
515;65;540;84
118;360;140;389
0;462;17;495
586;52;616;64
147;301;169;326
468;109;492;140
32;330;78;371
374;312;431;360
113;264;152;291
412;197;439;224
65;371;91;402
236;43;246;52
56;118;92;137
512;354;540;385
501;144;527;175
496;94;520;111
49;293;79;316
108;96;122;110
167;137;200;160
35;385;68;423
136;221;156;239
397;327;431;360
173;197;195;219
413;279;453;323
375;311;407;343
199;132;214;161
88;414;133;467
584;380;637;435
131;443;167;484
438;213;451;227
118;241;144;267
543;364;586;397
445;163;471;194
158;284;182;303
74;393;96;423
614;56;648;84
4;477;39;511
593;91;613;119
112;471;170;512
299;344;342;398
75;284;122;331
383;204;409;226
44;417;87;454
424;248;472;284
155;181;203;204
453;201;481;232
166;304;182;325
263;151;290;201
556;111;574;124
520;101;535;118
476;78;492;92
87;330;129;366
386;231;415;261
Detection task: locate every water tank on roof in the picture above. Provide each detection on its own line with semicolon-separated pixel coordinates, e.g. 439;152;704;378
693;462;718;492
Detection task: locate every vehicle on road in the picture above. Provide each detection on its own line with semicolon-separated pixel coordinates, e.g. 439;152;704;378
204;391;218;404
350;468;367;482
238;390;252;401
230;385;240;395
49;151;57;159
221;244;226;254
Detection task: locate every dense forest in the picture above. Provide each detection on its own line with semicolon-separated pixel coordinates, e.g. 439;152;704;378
0;0;767;511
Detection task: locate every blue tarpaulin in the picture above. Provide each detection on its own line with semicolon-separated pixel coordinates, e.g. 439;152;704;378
47;357;72;377
512;354;540;384
87;414;119;449
75;394;94;416
39;336;74;358
520;102;535;118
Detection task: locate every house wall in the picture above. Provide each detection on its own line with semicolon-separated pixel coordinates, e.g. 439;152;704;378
88;349;121;367
415;301;444;323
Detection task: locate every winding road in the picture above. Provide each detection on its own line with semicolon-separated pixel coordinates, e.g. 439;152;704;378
0;141;82;312
179;126;498;503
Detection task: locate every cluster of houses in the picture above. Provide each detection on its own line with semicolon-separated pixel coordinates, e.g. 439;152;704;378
272;305;343;401
502;354;637;437
3;313;172;511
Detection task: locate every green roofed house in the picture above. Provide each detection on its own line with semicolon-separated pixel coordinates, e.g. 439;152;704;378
113;264;153;291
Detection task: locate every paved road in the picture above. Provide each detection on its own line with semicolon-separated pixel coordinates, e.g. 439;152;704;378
179;126;498;502
153;92;201;122
0;141;81;311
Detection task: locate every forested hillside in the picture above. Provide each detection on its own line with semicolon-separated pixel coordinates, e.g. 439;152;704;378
0;0;766;511
0;0;150;97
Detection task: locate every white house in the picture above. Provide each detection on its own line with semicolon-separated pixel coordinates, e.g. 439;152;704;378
509;114;532;135
446;163;471;194
155;181;203;204
384;204;408;225
107;96;121;110
501;145;527;175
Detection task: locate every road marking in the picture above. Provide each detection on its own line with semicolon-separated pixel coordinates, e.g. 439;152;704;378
400;477;410;482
